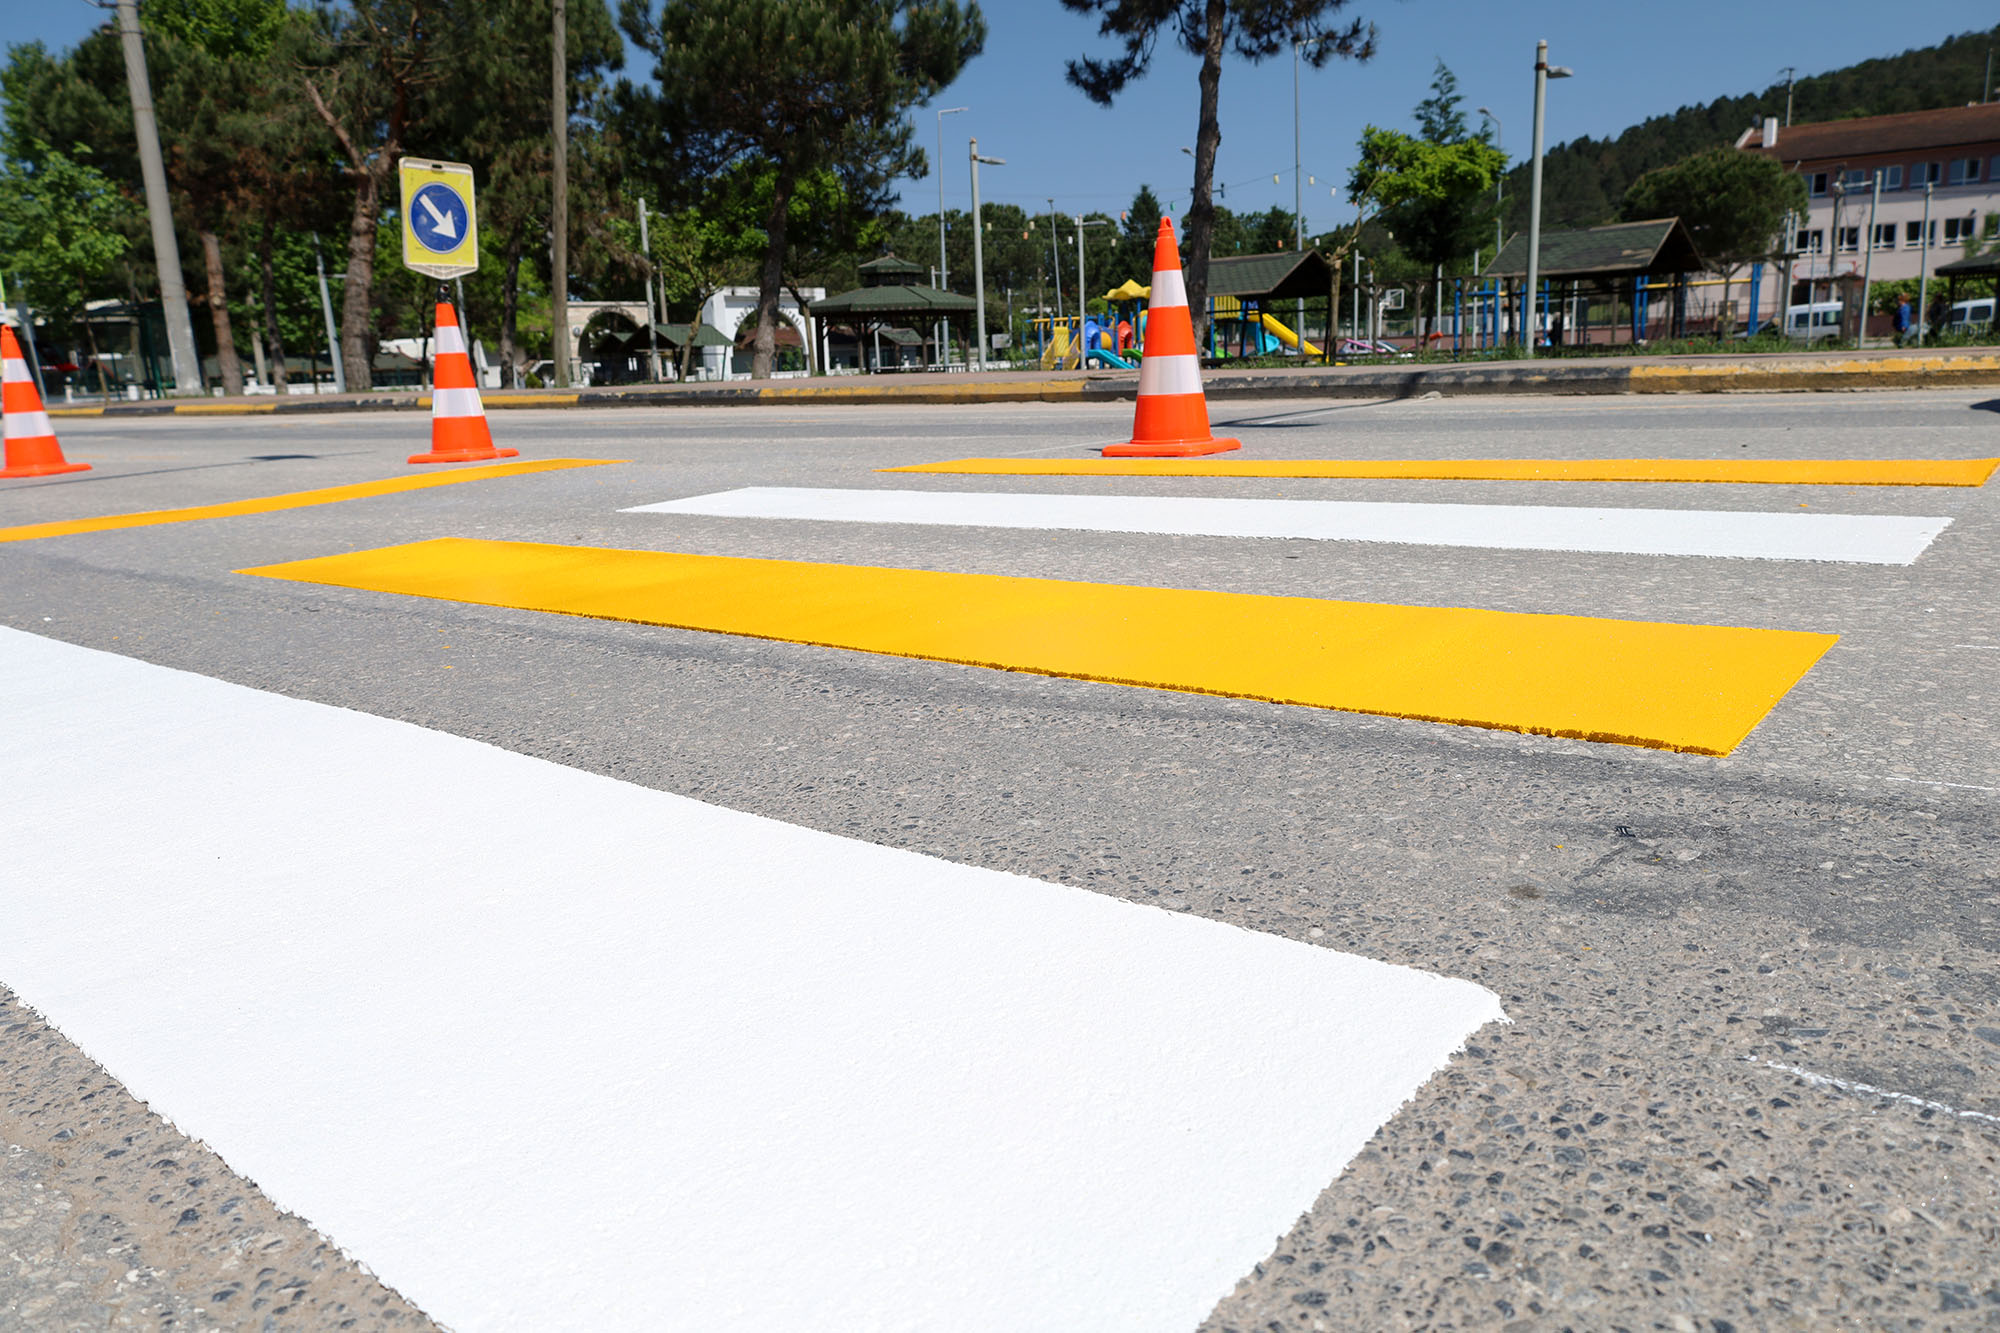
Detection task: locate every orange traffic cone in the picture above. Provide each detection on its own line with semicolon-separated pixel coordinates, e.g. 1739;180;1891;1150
2;323;90;478
409;300;517;465
1104;218;1240;458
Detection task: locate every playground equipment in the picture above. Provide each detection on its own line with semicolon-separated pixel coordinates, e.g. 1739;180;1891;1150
1258;312;1323;357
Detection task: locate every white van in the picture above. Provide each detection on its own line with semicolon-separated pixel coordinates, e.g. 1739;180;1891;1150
1945;297;1995;332
1782;301;1845;342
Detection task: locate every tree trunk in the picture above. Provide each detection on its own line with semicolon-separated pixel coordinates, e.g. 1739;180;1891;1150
1181;0;1229;351
785;279;817;376
500;236;523;388
339;167;385;391
751;172;796;379
198;230;243;395
1716;265;1734;340
259;223;288;392
79;308;113;399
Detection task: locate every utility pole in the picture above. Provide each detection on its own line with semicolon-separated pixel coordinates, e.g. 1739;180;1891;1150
551;0;570;388
1779;67;1796;126
936;106;967;368
312;233;346;394
1859;170;1882;345
1073;215;1112;366
1477;108;1504;264
638;198;660;380
1524;39;1572;358
1047;198;1065;350
969;138;1004;371
1916;181;1934;346
114;0;201;395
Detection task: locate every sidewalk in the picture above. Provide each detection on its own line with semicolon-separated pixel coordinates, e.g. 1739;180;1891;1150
46;345;2000;418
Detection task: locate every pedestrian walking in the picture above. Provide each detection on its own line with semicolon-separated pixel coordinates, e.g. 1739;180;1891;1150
1894;295;1913;347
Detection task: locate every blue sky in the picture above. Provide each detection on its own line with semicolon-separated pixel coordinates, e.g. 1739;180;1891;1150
15;0;1997;236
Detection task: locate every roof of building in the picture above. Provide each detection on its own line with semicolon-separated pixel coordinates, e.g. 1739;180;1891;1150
1206;250;1338;301
1741;103;2000;162
1933;251;2000;278
857;254;929;287
1483;218;1706;279
810;284;978;318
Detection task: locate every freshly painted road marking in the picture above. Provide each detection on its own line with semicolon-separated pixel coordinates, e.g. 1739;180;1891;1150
629;486;1951;565
1746;1059;2000;1127
0;628;1502;1333
242;539;1838;753
0;457;617;543
885;456;2000;487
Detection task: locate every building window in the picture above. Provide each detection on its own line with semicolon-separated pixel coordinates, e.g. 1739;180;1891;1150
1796;228;1824;253
1836;226;1861;253
1943;215;1978;244
1839;168;1868;190
1947;158;1982;185
1985;213;2000;240
1906;219;1936;247
1872;223;1897;250
1881;165;1903;190
1917;161;1942;186
1808;171;1829;196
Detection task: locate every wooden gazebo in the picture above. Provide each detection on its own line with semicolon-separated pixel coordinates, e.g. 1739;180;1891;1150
811;254;978;372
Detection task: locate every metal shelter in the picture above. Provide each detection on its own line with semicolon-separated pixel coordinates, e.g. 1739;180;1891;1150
1482;218;1708;345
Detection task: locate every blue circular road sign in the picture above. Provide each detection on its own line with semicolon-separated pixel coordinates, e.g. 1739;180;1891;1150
409;182;470;254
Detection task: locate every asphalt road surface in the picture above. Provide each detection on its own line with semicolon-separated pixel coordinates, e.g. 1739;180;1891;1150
3;389;1998;1331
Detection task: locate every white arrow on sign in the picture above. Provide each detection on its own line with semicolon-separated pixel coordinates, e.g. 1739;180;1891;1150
419;191;458;240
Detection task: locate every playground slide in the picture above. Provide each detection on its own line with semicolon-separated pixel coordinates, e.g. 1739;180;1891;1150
1259;312;1324;357
1086;348;1136;370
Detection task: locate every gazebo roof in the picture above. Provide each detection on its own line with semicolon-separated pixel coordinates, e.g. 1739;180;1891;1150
1483;218;1707;280
811;284;977;318
1934;252;2000;278
1207;249;1337;301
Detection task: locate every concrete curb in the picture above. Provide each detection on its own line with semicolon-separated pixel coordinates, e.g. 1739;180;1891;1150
44;350;2000;418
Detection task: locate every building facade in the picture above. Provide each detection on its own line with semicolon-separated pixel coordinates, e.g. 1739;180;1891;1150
1739;104;2000;313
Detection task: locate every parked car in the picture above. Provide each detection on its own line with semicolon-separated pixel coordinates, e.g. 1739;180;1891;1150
1945;297;1996;332
1782;301;1846;342
1337;338;1410;358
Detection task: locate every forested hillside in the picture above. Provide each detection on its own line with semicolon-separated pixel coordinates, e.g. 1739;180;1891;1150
1504;24;2000;231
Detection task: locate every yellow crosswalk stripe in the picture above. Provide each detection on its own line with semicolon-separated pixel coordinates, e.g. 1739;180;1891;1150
241;539;1837;755
0;458;618;544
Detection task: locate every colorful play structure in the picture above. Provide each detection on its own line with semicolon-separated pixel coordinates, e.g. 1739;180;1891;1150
1029;249;1335;368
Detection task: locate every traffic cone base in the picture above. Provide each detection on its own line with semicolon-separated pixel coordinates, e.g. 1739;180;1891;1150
2;324;90;478
411;301;515;464
1107;219;1240;458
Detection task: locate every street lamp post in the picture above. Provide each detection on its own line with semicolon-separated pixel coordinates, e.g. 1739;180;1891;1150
1523;40;1571;358
1292;35;1337;349
1047;197;1065;349
1858;169;1882;345
969;138;1005;371
1477;107;1503;263
936;106;968;367
1074;215;1112;366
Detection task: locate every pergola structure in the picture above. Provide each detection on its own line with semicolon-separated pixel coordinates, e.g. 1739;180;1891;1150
811;254;978;372
1483;218;1707;345
1205;250;1338;359
1933;252;2000;320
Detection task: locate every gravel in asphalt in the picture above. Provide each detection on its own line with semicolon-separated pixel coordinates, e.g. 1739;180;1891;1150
2;388;1997;1331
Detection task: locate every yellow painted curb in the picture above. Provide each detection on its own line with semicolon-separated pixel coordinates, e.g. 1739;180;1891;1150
46;407;105;417
477;394;583;408
754;379;1084;403
884;456;2000;487
1631;353;2000;391
241;539;1837;755
0;458;620;544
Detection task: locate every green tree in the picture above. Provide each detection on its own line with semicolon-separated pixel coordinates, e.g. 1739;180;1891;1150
1062;0;1374;345
619;0;985;378
1621;146;1806;334
0;143;134;395
1112;185;1164;283
1349;118;1504;332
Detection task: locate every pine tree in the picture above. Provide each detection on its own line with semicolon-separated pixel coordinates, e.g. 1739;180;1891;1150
1062;0;1374;346
619;0;985;378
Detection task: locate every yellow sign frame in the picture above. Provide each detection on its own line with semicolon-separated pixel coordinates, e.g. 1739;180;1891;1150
399;157;479;279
